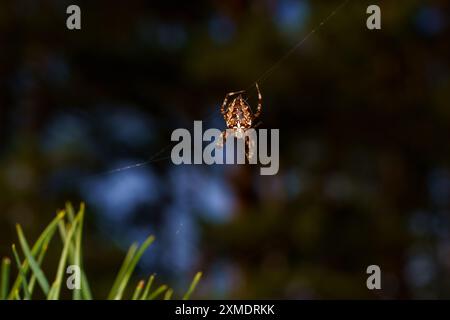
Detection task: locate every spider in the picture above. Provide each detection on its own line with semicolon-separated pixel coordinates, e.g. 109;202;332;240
217;83;262;160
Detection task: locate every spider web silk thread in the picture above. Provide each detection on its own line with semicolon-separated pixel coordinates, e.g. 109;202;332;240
246;0;350;94
86;0;350;178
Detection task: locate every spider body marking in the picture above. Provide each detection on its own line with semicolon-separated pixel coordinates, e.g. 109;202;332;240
220;83;262;138
218;83;262;159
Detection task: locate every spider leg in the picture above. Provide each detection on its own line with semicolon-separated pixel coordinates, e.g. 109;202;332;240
253;120;263;128
216;130;229;149
245;134;256;162
253;83;262;119
221;90;246;115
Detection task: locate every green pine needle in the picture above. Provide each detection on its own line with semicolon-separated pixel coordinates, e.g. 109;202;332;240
28;239;49;295
16;224;50;295
57;204;92;300
108;243;138;299
1;257;11;300
2;203;201;300
164;288;174;300
183;272;202;300
113;235;155;300
8;211;64;299
141;274;155;300
132;280;145;300
11;244;31;300
148;285;168;300
48;214;80;300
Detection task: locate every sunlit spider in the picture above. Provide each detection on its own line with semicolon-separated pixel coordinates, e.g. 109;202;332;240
217;83;262;159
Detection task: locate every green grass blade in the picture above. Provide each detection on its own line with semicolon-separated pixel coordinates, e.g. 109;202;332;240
108;243;138;300
8;211;65;299
11;244;31;300
141;274;155;300
113;235;155;300
48;215;79;300
131;280;145;300
16;224;50;295
1;257;11;300
183;272;202;300
148;285;167;300
164;288;173;300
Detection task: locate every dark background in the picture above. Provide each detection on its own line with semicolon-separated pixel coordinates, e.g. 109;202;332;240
1;0;449;299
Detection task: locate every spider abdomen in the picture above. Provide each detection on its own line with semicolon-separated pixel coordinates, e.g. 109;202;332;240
225;97;253;129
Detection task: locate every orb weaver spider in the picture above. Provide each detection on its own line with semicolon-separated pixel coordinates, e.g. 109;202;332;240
217;83;262;160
